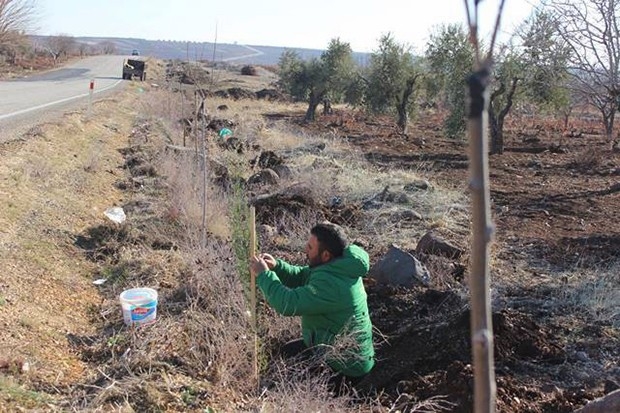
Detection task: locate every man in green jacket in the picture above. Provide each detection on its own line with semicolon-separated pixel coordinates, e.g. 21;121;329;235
249;222;375;381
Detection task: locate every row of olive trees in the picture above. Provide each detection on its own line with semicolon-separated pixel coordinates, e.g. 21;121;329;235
278;35;422;130
278;0;619;154
277;16;567;153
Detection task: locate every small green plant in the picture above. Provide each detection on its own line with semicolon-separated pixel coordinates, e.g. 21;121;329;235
106;333;126;348
100;262;131;285
0;295;6;306
181;387;197;406
0;377;51;407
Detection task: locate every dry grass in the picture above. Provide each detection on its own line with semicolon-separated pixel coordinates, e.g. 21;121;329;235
280;134;469;251
158;151;232;240
560;261;620;328
0;94;138;409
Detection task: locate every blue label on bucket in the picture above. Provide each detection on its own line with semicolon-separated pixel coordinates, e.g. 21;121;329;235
130;301;156;322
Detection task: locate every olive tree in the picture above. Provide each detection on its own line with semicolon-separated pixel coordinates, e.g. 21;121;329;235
519;10;571;114
278;38;355;121
365;33;420;134
490;11;571;154
487;51;521;154
425;24;475;138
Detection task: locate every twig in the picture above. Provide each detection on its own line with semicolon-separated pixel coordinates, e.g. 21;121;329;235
487;0;507;60
463;1;503;412
248;206;259;389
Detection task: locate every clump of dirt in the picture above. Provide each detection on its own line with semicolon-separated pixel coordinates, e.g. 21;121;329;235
253;185;321;224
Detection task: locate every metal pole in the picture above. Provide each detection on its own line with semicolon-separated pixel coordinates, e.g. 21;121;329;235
88;79;94;118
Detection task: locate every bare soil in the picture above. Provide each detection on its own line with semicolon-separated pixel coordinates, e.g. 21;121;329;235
289;110;620;412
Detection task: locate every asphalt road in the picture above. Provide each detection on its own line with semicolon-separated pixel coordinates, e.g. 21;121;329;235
0;55;128;141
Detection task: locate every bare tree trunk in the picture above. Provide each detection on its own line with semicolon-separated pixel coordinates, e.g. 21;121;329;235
396;75;419;134
322;97;332;115
396;105;408;134
467;65;497;413
305;91;322;121
489;78;518;155
602;107;616;140
488;108;503;155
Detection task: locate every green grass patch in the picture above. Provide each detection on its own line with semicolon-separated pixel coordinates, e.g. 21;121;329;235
0;376;51;409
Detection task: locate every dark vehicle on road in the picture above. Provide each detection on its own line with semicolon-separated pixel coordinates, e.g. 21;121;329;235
122;58;146;81
131;49;140;56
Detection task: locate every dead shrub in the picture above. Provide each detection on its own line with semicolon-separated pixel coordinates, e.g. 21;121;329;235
241;65;257;76
158;151;231;239
567;148;600;172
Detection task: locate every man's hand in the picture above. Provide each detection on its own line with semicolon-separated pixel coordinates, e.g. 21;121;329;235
250;255;269;277
259;253;277;269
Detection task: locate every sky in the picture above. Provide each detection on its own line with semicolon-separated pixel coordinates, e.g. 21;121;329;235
36;0;541;53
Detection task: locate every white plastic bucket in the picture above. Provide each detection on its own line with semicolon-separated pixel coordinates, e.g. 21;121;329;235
119;288;158;326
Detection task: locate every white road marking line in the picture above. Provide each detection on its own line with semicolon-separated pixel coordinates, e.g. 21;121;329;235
0;79;123;121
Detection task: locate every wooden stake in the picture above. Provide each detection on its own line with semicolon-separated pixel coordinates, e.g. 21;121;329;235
248;206;258;387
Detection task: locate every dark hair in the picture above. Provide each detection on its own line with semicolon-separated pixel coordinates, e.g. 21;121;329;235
311;222;348;258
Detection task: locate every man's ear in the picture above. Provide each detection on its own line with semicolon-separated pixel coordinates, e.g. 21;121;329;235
320;249;332;263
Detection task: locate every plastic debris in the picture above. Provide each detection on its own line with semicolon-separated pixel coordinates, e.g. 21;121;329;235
93;279;107;285
219;128;233;138
104;207;126;224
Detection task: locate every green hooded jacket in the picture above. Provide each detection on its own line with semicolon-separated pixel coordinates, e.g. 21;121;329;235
257;244;374;377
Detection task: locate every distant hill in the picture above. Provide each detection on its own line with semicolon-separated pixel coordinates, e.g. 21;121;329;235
31;36;370;66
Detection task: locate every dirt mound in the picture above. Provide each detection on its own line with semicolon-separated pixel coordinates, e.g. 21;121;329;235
214;87;256;100
253;185;320;223
357;284;591;412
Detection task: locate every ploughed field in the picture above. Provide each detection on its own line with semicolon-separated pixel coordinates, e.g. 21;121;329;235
289;109;620;412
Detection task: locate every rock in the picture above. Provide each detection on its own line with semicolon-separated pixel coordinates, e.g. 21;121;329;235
362;200;384;210
575;351;589;362
255;88;287;101
217;105;229;111
312;157;342;170
389;192;411;204
369;245;431;288
257;151;283;169
258;224;277;240
391;209;423;222
247;169;279;186
415;231;463;259
272;164;292;179
403;180;433;191
329;196;343;207
604;379;619;393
